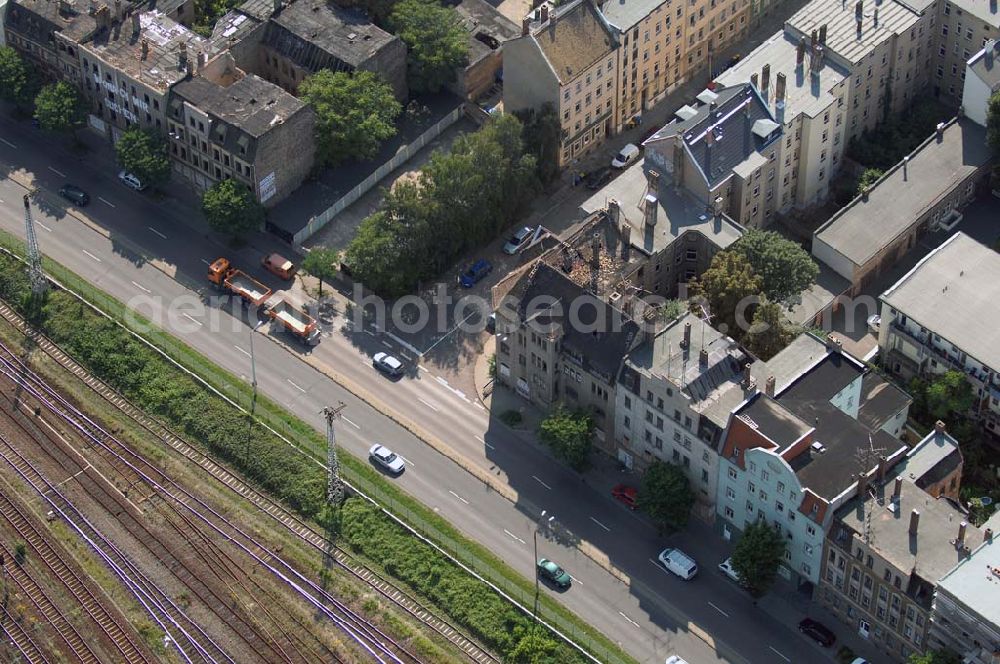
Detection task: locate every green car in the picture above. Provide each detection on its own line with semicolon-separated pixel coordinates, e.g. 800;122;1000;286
536;558;572;589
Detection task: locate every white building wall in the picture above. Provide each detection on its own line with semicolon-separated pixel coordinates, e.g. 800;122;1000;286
962;58;994;127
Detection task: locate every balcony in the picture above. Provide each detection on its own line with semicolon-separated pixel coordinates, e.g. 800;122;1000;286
889;323;988;384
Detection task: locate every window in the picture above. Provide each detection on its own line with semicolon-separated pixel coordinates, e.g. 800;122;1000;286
748;481;756;494
726;487;736;500
725;506;735;518
807;525;816;536
776;501;784;513
728;467;738;480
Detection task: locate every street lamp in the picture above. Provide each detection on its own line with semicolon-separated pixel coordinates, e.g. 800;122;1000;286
533;510;555;624
245;319;266;464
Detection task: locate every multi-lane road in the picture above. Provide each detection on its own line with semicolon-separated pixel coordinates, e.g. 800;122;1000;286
0;121;836;664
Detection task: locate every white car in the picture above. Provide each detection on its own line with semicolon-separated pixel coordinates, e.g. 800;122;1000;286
369;443;405;474
503;226;534;255
373;352;404;377
718;557;742;584
611;143;640;168
118;170;146;191
665;656;690;664
866;314;881;334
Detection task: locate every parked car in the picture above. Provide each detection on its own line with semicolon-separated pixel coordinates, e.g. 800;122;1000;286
850;659;870;664
460;259;492;288
584;167;613;190
866;314;881;334
718;557;742;585
58;184;90;206
611;143;641;168
485;312;497;334
503;226;534;255
665;657;691;664
368;443;405;474
798;618;836;647
536;558;572;589
658;547;698;580
262;253;297;280
118;170;146;191
372;352;404;377
611;484;638;509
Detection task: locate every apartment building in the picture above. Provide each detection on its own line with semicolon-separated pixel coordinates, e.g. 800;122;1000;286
816;424;968;663
962;38;1000;126
932;0;1000;101
4;0;97;81
615;312;755;517
813;117;991;295
169;59;314;204
878;232;1000;438
452;0;521;100
601;0;749;130
504;0;619;166
929;530;1000;664
643;82;784;228
716;333;910;586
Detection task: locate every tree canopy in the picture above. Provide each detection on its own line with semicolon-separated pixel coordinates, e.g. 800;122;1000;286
908;649;961;664
692;251;763;338
637;461;694;533
538;405;594;471
729;229;818;304
922;370;976;421
0;46;31;105
517;103;562;185
988;90;1000;154
856;167;884;196
115;128;171;188
300;69;401;167
201;179;265;239
345;114;538;296
744;299;796;361
731;519;786;597
390;0;469;94
301;247;339;296
34;81;83;133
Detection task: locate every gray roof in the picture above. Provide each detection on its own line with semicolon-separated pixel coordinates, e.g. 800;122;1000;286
784;260;851;326
715;31;849;122
6;0;97;42
268;0;397;69
172;73;307;138
786;0;926;66
937;536;1000;627
737;395;812;449
948;0;1000;29
647;83;781;189
455;0;520;65
880;232;1000;371
580;160;745;255
529;0;616;84
895;426;963;493
759;332;829;392
968;40;1000;91
600;0;669;31
815;118;991;269
857;373;911;431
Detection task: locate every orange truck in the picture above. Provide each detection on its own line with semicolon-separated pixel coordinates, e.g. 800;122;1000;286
265;297;321;345
207;258;272;308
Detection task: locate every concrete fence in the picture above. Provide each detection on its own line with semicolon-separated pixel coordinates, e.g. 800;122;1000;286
293;106;463;247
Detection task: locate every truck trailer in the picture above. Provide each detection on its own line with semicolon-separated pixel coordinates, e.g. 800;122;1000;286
265;297;321;345
207;258;272;308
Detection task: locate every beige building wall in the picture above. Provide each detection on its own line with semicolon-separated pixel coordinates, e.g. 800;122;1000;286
932;0;1000;101
561;55;618;164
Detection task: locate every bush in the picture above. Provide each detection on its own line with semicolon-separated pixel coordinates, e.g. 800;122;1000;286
498;409;522;427
846;99;952;170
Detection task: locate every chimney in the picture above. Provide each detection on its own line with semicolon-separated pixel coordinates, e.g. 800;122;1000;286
682;322;691;348
672;141;685;188
644;193;658;227
131;9;139;35
761;64;771;96
819;23;827;45
521;17;529;35
877;454;887;481
619;219;631;261
775;72;786;104
935;420;947;434
751;72;759;89
540;4;548;22
646;168;660;192
987;528;994;544
825;333;842;353
699;348;709;367
765;375;776;397
909;509;920;536
855;0;863;19
742;363;753;389
811;29;818;47
936;122;946;140
95;3;110;30
113;0;121;20
273;0;281;14
797;37;806;66
705;129;714;179
893;476;903;503
957;521;968;548
986;40;996;67
196;50;206;74
178;43;188;71
608;198;621;226
561;246;573;272
874;6;879;27
857;471;868;497
140;38;149;60
590;232;601;273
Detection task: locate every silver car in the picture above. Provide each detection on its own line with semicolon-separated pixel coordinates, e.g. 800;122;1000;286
503;226;534;255
373;351;404;376
369;443;405;474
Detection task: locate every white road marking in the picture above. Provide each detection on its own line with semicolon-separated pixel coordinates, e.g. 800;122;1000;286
286;378;306;393
590;517;611;532
418;397;440;412
474;402;485;411
81;249;101;262
708;601;729;618
131;280;151;294
148;226;166;239
484;441;495;450
35;220;52;232
201;259;211;265
568;574;583;585
0;138;17;148
380;340;392;348
533;475;552;490
341;416;361;430
649;559;671;576
448;490;470;505
98;196;116;208
181;313;201;326
399;456;414;468
769;647;790;663
47;166;65;177
502;529;526;545
364;330;375;337
234;345;251;357
618;611;640;628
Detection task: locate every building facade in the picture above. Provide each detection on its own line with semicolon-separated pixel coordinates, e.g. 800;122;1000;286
932;0;1000;102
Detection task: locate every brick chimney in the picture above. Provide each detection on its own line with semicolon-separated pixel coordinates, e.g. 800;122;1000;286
877;454;887;481
761;64;770;96
957;521;968;548
775;72;786;104
893;476;903;503
909;509;920;536
819;23;827;45
742;363;753;389
857;471;868;497
825;333;842;353
935;420;947;434
796;36;806;66
765;375;776;397
521;17;529;36
682;322;691;348
699;348;709;367
540;3;548;23
140;38;149;60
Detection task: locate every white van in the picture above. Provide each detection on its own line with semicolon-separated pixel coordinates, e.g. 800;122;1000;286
611;143;640;168
658;547;698;580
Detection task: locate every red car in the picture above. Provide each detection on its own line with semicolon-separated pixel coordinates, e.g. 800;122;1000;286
611;484;638;509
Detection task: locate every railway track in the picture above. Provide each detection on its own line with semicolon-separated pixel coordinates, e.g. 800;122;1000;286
0;301;500;664
0;599;51;664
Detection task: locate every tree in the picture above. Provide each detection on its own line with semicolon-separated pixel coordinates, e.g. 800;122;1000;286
301;247;339;296
731;519;786;597
692;251;763;338
34;81;83;133
537;405;593;471
988;90;1000;154
636;461;694;533
115;128;171;188
744;299;796;360
924;370;976;420
300;69;401;167
390;0;469;94
517;103;562;185
856;167;884;195
729;229;818;304
201;179;264;240
908;649;961;664
0;46;29;105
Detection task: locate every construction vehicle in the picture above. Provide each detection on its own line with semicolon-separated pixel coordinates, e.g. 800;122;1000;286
265;297;321;345
207;257;272;308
